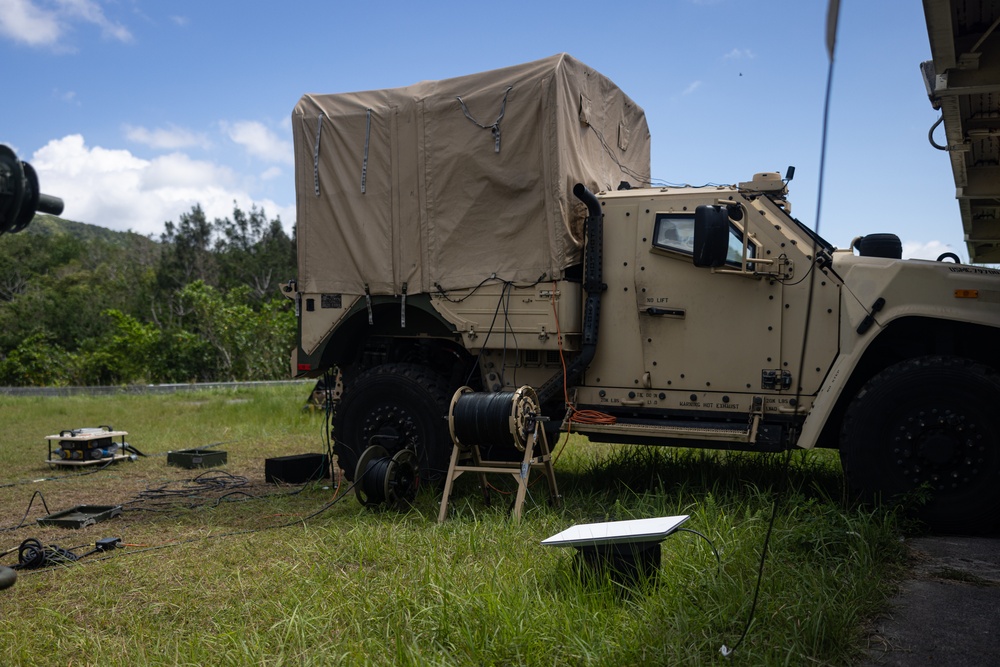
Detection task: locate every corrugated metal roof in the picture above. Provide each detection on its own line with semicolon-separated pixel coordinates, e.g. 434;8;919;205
923;0;1000;262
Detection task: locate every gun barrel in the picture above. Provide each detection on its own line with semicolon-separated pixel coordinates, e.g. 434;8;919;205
36;193;64;217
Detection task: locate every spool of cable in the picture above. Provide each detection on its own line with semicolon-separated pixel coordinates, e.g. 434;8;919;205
448;386;539;452
353;445;419;509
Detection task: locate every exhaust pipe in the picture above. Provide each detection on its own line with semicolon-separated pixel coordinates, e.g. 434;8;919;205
536;184;605;404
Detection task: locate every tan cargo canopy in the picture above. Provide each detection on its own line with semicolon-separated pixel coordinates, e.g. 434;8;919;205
293;53;651;296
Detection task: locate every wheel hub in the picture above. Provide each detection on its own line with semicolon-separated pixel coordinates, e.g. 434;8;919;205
362;404;420;453
919;434;955;465
891;408;986;491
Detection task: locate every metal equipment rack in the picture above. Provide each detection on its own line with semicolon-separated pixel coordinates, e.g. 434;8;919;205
45;426;131;468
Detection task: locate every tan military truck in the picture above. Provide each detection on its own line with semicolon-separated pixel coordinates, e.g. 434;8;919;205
284;54;1000;532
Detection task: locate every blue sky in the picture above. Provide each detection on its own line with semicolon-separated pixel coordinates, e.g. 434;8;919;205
0;1;967;260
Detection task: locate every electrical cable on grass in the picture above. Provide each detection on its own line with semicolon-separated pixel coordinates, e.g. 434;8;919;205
8;468;371;575
720;6;838;657
675;527;722;575
119;468;318;516
125;470;252;510
1;491;52;532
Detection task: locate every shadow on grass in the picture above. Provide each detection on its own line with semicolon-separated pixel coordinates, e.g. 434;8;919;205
554;445;843;507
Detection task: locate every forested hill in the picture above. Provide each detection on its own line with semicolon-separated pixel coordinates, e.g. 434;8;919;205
26;214;159;249
0;205;297;387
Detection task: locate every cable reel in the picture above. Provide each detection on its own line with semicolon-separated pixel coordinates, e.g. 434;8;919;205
353;445;419;509
448;385;540;452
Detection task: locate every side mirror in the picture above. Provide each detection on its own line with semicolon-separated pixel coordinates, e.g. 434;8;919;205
693;205;729;268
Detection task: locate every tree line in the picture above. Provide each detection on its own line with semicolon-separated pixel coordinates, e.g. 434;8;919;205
0;205;296;386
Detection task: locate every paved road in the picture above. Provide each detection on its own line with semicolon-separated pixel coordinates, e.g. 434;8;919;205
861;536;1000;666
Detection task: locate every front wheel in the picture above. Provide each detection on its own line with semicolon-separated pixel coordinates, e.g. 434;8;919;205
332;363;452;483
839;356;1000;533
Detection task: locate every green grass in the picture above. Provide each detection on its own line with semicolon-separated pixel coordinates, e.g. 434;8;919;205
0;386;905;666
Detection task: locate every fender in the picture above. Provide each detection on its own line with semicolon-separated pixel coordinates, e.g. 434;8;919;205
798;313;1000;449
293;293;458;376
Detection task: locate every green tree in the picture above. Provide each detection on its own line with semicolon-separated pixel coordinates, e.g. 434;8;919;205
0;332;73;386
176;281;295;381
72;310;162;385
157;205;217;292
215;204;295;301
0;207;296;386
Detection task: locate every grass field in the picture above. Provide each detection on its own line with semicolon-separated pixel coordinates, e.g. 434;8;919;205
0;386;905;666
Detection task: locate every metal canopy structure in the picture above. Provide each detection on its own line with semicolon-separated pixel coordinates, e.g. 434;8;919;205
923;0;1000;263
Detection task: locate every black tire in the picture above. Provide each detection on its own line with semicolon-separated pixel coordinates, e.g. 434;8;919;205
856;233;902;259
333;363;452;483
839;356;1000;533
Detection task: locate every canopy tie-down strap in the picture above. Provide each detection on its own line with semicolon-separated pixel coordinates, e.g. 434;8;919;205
312;113;324;196
361;108;371;194
456;86;513;153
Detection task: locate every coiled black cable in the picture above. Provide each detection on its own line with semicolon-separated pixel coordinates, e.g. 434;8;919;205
13;538;79;570
452;391;519;449
357;456;392;505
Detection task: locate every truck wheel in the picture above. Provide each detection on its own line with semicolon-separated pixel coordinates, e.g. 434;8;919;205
333;363;452;484
839;356;1000;533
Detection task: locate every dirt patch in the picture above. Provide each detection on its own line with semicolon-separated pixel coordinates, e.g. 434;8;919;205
1;455;344;569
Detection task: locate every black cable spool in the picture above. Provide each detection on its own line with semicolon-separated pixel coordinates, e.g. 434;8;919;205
449;385;539;452
353;445;419;509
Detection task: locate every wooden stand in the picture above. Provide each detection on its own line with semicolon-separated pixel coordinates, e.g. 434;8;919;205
438;419;560;523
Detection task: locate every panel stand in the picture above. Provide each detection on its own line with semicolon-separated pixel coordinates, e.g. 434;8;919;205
438;420;560;523
541;515;690;586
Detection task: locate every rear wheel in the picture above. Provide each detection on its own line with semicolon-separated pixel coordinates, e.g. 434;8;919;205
839;356;1000;533
333;363;452;483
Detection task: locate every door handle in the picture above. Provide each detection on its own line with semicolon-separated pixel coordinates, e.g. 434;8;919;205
642;307;685;318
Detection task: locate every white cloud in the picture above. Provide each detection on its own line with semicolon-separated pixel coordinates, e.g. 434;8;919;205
141;153;234;190
723;48;755;60
903;239;963;261
169;15;188;27
30;135;295;236
124;124;211;150
223;120;294;165
0;0;61;46
53;88;78;104
0;0;130;48
260;166;283;181
55;0;131;42
681;81;702;96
